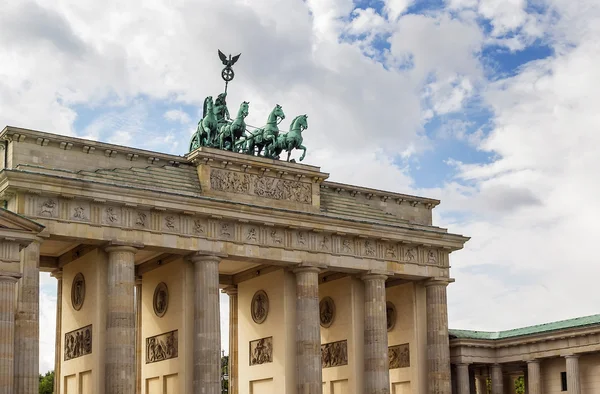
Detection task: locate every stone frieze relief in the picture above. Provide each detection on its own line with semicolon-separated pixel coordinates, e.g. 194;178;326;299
210;168;312;204
388;343;410;369
249;337;273;366
24;194;449;267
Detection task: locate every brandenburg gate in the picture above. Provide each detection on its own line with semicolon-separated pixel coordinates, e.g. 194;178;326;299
0;48;468;394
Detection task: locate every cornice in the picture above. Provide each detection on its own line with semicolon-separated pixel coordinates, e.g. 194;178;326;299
321;181;440;208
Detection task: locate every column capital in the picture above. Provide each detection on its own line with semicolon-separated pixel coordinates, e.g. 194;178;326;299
563;354;580;359
360;270;387;282
292;263;324;274
188;253;224;264
456;362;471;367
222;285;238;296
0;272;21;283
135;276;142;286
424;277;455;287
526;359;540;365
50;269;63;280
105;243;140;254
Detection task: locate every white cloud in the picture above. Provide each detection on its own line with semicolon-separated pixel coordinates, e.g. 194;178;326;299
384;0;414;21
164;109;191;124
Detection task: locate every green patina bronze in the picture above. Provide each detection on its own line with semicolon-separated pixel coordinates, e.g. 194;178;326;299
188;50;309;162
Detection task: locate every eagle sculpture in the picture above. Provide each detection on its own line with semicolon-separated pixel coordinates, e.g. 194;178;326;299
218;50;241;68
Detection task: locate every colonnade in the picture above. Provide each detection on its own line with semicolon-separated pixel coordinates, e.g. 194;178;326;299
454;355;583;394
0;244;455;394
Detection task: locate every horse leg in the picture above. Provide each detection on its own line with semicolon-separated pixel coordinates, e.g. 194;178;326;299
299;145;307;161
287;150;292;162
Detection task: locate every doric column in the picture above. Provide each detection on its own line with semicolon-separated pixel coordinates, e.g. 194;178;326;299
14;240;41;394
51;270;63;394
190;254;221;394
223;286;238;394
456;363;471;394
526;360;541;394
475;370;487;394
425;278;453;394
491;364;503;394
565;355;580;394
135;276;142;394
0;274;20;393
105;245;138;394
503;374;517;394
362;272;389;394
294;265;322;394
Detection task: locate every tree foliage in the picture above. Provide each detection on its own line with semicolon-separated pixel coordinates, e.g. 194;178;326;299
39;370;54;394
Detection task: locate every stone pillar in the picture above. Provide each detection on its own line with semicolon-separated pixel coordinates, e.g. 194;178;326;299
425;278;453;394
491;364;503;394
190;254;221;394
14;240;40;394
526;360;541;394
135;277;142;394
476;370;487;394
223;286;238;394
456;363;471;394
51;270;63;394
565;355;580;394
105;245;138;394
503;374;517;394
294;265;322;394
469;369;476;394
362;272;389;394
0;274;20;393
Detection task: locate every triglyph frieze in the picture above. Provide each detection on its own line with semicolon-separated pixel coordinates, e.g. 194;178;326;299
210;168;312;204
23;193;449;267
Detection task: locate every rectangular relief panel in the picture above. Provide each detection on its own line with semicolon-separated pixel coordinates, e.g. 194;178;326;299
163;373;178;394
146;377;160;394
64;325;92;361
146;330;178;364
64;374;76;394
321;340;348;368
249;336;273;366
78;370;92;394
389;343;410;369
250;378;274;394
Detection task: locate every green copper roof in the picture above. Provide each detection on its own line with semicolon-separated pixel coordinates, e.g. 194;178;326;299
449;314;600;340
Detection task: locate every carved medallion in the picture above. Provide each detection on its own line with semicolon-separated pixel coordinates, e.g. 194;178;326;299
146;330;178;364
64;325;92;361
388;343;410;369
251;290;269;324
319;297;336;328
321;340;348;368
71;273;85;311
249;336;273;366
386;301;397;331
153;282;169;318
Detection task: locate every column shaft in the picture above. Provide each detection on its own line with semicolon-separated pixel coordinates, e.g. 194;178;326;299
51;270;63;394
224;287;238;394
476;373;487;394
565;355;580;394
362;273;389;394
526;361;541;394
425;279;452;394
294;266;322;394
0;275;19;394
192;255;221;394
14;241;40;394
135;277;142;394
456;364;471;394
491;365;503;394
105;246;137;394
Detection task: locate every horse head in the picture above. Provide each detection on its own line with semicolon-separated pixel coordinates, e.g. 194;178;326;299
205;96;214;110
272;104;285;121
239;101;249;118
290;114;308;132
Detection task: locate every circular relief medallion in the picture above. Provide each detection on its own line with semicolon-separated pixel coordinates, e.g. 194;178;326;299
251;290;269;324
153;282;169;318
319;297;336;328
71;273;86;311
386;301;397;332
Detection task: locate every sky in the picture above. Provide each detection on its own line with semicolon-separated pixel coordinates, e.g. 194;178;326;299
2;0;599;374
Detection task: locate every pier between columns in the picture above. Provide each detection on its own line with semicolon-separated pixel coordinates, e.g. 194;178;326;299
223;286;238;394
0;274;21;393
